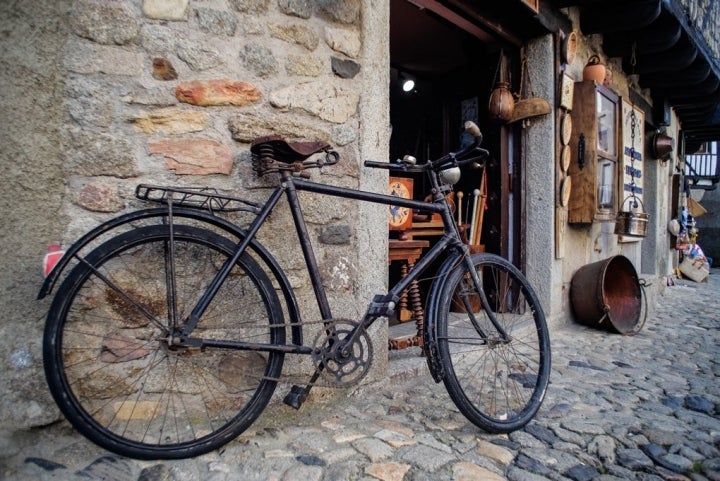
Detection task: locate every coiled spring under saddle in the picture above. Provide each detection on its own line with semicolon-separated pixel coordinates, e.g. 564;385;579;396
251;136;339;178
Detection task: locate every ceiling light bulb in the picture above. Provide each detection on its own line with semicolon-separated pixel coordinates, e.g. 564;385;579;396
402;79;415;92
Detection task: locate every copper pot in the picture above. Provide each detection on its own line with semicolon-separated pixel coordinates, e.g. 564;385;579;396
651;132;674;160
488;81;515;122
583;55;606;83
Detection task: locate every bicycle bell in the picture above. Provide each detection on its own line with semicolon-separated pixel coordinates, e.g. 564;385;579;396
439;166;461;184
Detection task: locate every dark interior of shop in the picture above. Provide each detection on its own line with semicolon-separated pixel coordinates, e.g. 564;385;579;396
388;0;521;271
387;0;523;327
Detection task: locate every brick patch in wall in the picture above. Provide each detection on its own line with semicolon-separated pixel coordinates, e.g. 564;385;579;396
73;181;125;213
228;112;331;143
70;1;138;45
175;80;261;107
269;81;359;123
129;107;207;135
286;53;324;77
148;138;234;175
142;0;189;21
324;26;361;58
269;22;319;51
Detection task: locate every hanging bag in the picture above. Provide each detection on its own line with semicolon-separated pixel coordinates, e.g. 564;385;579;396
488;50;515;123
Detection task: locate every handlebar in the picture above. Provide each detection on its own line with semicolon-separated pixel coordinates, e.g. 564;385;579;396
363;121;488;173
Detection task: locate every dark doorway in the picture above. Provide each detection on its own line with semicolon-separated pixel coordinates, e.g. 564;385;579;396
389;0;522;263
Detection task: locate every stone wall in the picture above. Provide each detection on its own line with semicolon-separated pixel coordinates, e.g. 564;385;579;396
0;0;72;434
0;0;389;433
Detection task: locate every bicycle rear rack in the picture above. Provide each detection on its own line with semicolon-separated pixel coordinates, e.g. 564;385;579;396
135;184;263;214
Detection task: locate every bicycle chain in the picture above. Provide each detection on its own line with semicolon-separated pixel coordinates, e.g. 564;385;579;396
217;318;374;388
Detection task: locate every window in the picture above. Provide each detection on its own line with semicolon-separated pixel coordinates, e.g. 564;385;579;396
568;81;620;223
596;89;618;214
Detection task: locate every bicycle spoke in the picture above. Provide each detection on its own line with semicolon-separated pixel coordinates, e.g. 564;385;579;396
76;255;167;332
45;225;285;459
437;254;550;433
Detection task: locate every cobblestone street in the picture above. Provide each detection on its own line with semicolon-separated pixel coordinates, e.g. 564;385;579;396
2;271;719;481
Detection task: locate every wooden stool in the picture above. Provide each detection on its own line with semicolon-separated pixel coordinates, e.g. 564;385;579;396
387;239;429;351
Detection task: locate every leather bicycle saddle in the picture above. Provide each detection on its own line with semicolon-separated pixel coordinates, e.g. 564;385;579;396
251;135;331;163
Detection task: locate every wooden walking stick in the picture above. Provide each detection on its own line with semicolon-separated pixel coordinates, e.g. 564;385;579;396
456;191;464;226
472;169;487;246
469;189;480;246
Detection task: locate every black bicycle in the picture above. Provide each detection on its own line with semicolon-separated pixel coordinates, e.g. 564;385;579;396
39;121;551;459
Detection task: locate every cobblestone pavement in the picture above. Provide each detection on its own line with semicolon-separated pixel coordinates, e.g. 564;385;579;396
2;270;719;481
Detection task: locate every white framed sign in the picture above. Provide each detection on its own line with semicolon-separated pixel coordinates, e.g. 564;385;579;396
619;98;645;242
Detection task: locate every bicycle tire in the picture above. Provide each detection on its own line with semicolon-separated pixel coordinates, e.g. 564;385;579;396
43;224;285;459
436;253;551;433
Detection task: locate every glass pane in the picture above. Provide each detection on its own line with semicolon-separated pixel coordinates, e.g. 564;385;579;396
597;92;616;157
597;159;615;210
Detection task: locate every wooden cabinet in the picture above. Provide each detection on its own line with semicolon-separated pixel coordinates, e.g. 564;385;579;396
568;81;620;223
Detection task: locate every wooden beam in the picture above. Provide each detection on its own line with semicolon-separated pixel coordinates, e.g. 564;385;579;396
405;0;498;43
623;36;697;74
580;0;661;34
603;14;681;57
641;59;710;89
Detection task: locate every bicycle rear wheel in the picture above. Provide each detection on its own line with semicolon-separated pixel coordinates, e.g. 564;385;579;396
44;224;285;459
436;253;550;433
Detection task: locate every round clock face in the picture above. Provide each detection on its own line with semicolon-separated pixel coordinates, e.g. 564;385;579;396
388;180;411;228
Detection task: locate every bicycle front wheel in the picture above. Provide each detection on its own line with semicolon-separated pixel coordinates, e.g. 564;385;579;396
44;224;285;459
437;253;550;433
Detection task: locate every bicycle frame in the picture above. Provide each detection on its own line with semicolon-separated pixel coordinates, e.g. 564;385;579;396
181;164;506;354
40;120;550;459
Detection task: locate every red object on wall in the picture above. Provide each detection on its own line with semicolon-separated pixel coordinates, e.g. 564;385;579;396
43;244;64;278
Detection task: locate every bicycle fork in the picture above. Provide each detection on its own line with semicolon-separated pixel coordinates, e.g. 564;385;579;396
459;252;511;343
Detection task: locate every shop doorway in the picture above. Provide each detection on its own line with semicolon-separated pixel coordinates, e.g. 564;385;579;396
389;0;522;265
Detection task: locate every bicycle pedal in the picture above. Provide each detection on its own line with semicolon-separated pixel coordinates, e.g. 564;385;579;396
367;294;397;317
283;385;308;410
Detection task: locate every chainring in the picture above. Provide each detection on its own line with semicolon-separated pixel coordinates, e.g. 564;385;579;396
311;319;373;387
